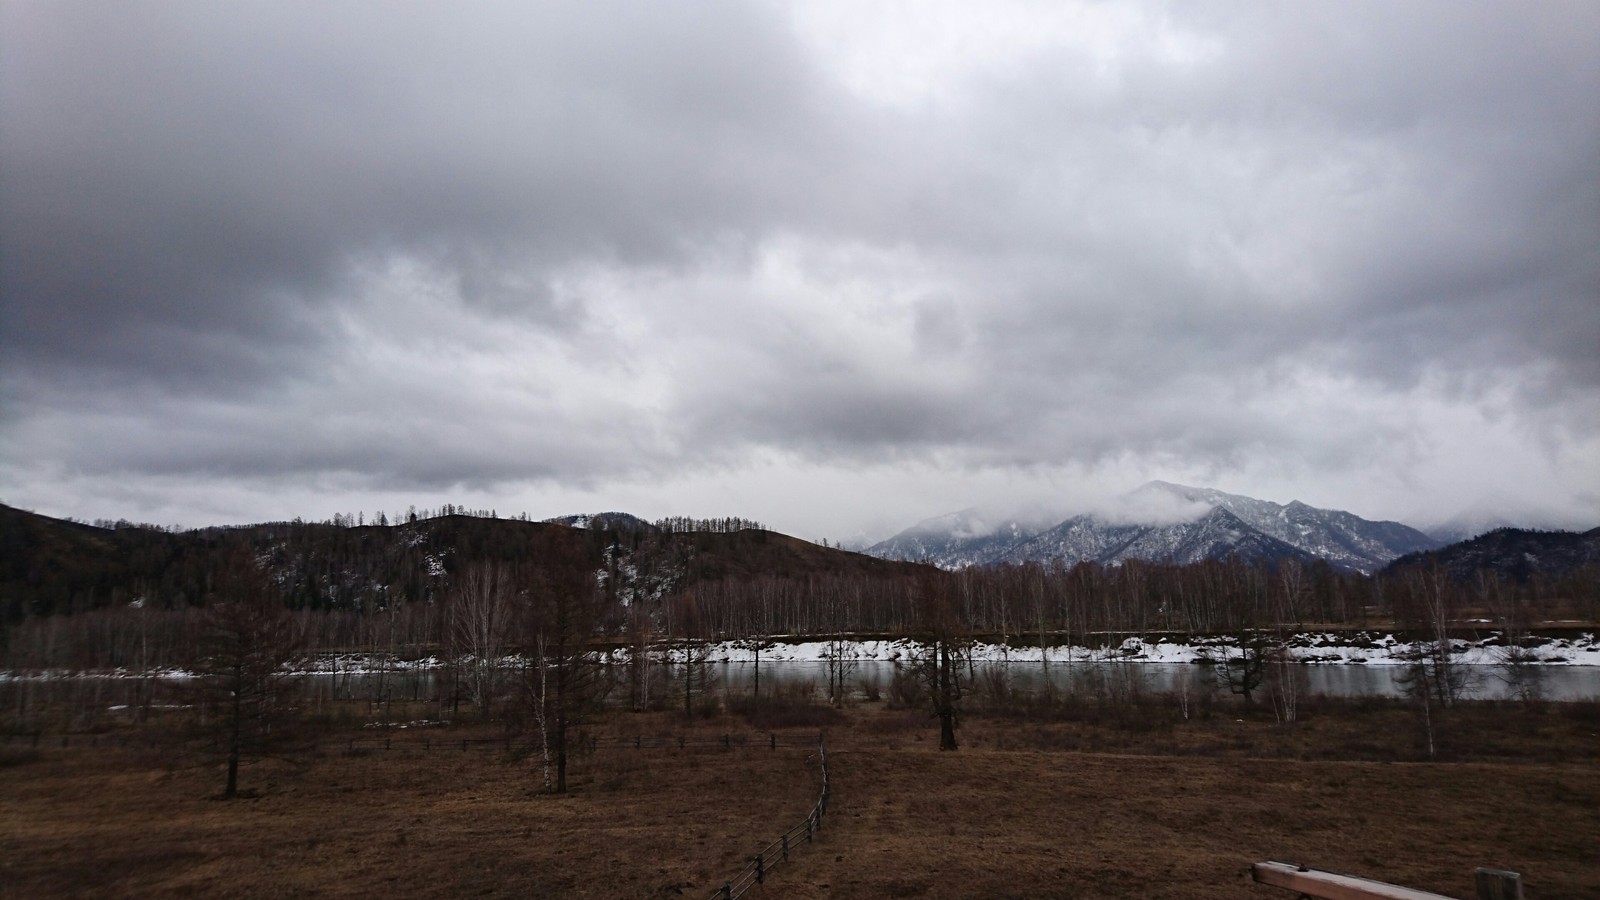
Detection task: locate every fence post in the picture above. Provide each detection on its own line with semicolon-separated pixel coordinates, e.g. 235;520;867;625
806;816;813;842
1476;869;1523;900
782;834;789;861
755;852;764;884
679;736;685;749
770;734;776;750
635;736;641;750
385;737;391;751
723;733;730;750
720;882;731;899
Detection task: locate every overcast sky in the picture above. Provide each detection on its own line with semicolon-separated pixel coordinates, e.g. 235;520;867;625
3;1;1597;543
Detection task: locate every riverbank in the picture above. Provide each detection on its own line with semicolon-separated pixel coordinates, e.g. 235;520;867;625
4;628;1597;683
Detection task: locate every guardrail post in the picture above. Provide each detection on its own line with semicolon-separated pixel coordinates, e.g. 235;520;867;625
1476;869;1523;900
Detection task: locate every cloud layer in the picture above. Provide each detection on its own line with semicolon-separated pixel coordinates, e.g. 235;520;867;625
3;1;1597;538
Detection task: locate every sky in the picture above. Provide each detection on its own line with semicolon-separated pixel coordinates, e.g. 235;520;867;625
2;1;1598;544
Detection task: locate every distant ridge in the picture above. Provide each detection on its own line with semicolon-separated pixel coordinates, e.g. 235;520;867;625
865;482;1440;573
0;502;927;620
1383;526;1600;582
544;512;656;532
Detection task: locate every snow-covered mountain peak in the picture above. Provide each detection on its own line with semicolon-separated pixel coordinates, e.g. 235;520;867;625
867;483;1442;573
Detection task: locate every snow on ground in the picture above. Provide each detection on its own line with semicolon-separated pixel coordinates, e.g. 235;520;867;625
680;631;1600;667
4;632;1596;680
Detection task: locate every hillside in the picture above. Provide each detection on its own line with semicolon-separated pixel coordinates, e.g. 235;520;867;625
1383;526;1600;583
0;503;929;623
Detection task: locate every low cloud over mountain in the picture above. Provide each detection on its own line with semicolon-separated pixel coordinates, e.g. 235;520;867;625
867;482;1440;573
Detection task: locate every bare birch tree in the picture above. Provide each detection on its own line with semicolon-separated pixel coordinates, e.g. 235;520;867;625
450;562;516;715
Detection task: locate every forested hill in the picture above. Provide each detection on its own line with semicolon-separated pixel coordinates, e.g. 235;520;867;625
0;502;930;624
1382;526;1600;583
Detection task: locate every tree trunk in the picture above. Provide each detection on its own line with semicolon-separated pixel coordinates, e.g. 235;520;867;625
938;641;957;751
225;677;242;799
555;722;568;794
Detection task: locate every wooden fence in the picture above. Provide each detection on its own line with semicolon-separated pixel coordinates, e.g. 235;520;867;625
710;734;830;899
0;729;819;755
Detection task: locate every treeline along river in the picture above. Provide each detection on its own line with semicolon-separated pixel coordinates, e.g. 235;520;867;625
7;654;1598;731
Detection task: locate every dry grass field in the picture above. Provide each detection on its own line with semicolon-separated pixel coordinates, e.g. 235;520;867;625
3;700;1598;899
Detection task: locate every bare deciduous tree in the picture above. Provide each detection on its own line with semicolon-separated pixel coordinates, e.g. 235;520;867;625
189;547;303;799
679;639;716;716
450;562;516;715
524;554;611;794
910;574;968;751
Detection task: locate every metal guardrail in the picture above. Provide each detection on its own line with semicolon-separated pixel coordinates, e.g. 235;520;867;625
1252;861;1524;900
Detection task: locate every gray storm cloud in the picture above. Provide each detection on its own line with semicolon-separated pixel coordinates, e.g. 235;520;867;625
2;1;1596;535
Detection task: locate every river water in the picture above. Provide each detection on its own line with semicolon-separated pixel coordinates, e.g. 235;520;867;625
714;659;1600;702
5;658;1597;722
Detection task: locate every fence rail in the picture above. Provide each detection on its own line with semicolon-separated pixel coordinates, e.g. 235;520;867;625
711;735;830;899
0;729;820;755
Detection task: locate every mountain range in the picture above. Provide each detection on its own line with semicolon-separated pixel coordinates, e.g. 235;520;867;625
865;481;1442;573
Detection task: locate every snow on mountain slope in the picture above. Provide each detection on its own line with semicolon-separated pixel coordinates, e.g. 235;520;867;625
1101;507;1315;566
866;508;1057;569
866;482;1439;572
1130;482;1437;571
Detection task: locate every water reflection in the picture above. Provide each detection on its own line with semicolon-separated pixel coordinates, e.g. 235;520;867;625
710;659;1600;702
3;659;1595;731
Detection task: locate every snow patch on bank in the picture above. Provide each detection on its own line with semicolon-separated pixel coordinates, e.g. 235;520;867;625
5;632;1596;680
689;631;1600;667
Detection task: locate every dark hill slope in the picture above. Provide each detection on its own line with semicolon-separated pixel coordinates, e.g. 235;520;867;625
0;504;224;619
0;504;932;622
1382;526;1600;582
